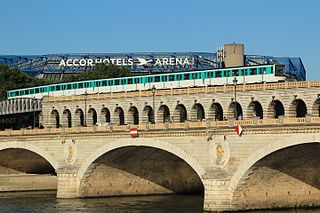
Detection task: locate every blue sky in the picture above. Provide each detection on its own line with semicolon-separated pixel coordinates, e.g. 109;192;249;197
1;0;319;79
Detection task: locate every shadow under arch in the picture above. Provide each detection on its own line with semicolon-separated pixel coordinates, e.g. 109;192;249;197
77;138;206;192
0;142;59;171
229;138;320;201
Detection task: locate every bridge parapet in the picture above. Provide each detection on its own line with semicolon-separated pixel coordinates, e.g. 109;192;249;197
0;116;319;137
45;80;320;103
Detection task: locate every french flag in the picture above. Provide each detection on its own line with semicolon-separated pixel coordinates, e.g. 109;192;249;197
235;124;243;136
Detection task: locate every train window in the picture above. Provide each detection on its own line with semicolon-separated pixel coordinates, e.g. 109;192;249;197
233;69;239;76
102;81;107;86
134;78;140;84
169;75;174;81
25;90;29;95
155;76;160;82
67;84;72;90
35;88;40;93
95;81;101;87
61;85;66;90
250;68;257;75
275;65;285;76
263;67;267;74
216;71;222;77
30;89;34;94
78;83;83;88
269;67;273;74
56;85;60;91
128;78;133;84
184;73;190;80
15;91;19;96
115;79;120;85
40;88;44;93
108;80;113;86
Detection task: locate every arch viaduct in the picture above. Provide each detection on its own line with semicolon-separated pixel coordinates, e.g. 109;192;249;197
1;81;320;212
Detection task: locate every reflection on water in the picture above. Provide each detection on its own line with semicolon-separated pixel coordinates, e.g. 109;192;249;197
0;191;319;213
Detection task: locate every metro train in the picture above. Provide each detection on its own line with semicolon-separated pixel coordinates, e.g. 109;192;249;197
7;64;286;99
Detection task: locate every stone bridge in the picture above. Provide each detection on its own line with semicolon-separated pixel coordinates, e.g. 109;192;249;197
1;119;320;212
1;81;320;212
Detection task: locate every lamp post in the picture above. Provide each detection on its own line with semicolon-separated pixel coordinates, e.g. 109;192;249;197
151;85;156;124
233;77;238;120
84;91;88;127
33;97;36;129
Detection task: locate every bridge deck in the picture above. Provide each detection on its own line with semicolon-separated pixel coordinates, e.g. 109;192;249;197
1;117;319;137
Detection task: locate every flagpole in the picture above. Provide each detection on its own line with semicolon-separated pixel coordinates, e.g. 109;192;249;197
233;77;238;120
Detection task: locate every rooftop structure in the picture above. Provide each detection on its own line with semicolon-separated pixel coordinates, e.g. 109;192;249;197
0;44;306;81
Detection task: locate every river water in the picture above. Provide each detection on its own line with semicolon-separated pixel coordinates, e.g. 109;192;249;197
0;191;319;213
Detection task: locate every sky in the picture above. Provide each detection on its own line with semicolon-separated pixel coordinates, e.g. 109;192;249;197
0;0;319;79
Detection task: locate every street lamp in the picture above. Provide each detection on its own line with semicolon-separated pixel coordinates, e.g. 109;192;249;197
233;77;238;120
33;97;36;129
84;91;88;127
151;85;156;124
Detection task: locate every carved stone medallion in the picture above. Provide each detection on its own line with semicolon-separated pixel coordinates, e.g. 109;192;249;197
63;139;77;165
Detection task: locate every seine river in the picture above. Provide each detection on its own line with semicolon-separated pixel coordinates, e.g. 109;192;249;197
0;191;319;213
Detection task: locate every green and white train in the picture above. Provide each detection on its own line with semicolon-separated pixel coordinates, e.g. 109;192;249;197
7;64;286;99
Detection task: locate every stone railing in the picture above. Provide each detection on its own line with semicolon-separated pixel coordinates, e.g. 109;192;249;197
0;116;319;137
47;80;320;102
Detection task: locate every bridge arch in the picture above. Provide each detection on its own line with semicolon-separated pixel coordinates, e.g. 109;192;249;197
87;108;98;126
191;103;205;121
50;109;60;128
77;138;206;194
128;106;139;125
174;104;187;122
100;107;111;123
157;104;170;123
62;109;72;128
267;99;284;118
247;101;263;119
228;101;243;120
142;105;154;123
312;98;320;116
114;106;125;125
75;108;85;127
208;102;223;121
289;99;307;117
0;142;59;170
229;137;320;203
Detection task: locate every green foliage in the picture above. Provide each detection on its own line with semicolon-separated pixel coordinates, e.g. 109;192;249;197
63;64;132;82
0;64;53;100
0;63;131;100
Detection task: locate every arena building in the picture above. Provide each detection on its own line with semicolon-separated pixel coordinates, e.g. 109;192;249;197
0;44;306;81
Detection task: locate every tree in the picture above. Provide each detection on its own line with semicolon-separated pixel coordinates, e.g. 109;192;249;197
0;64;53;100
63;64;132;82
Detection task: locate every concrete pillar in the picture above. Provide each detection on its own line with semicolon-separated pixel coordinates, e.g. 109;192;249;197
56;167;79;198
203;178;235;212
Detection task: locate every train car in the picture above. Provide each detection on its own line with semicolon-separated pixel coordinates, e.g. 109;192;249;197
7;64;286;99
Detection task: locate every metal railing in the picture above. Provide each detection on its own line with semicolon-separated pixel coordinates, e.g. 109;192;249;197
47;80;320;103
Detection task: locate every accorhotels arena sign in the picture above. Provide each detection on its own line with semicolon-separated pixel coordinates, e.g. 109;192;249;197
58;57;192;67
